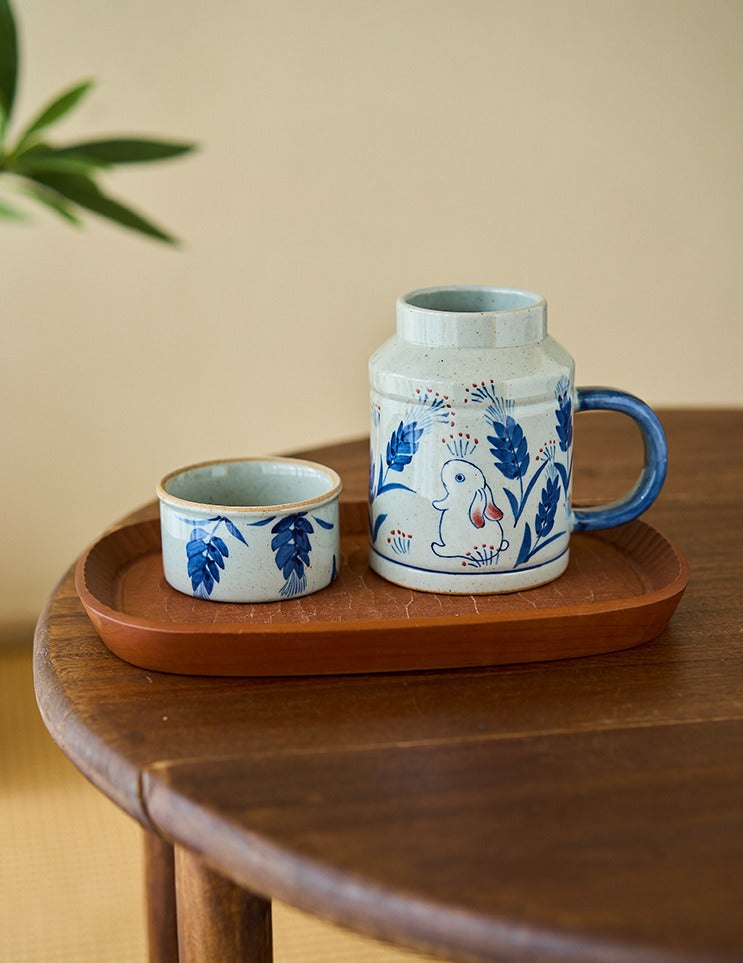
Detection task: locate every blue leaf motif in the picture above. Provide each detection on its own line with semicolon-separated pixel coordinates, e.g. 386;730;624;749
555;378;573;453
245;516;275;528
503;488;520;523
487;415;529;481
187;529;226;594
311;514;335;530
535;474;561;539
386;420;424;473
178;516;246;597
270;512;315;596
371;511;388;543
516;523;532;566
275;542;296;570
224;517;250;544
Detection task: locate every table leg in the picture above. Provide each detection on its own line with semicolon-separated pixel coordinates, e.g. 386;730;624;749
174;845;273;963
144;830;180;963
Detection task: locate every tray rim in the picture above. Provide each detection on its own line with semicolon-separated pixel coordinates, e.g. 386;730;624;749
75;513;690;639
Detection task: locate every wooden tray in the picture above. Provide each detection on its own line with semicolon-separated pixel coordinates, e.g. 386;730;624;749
75;501;689;676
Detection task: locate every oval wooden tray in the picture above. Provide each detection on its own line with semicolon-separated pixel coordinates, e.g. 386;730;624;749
75;501;689;676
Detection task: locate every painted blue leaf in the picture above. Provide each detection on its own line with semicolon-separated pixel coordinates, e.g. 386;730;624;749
223;517;249;545
516;524;533;566
386;420;424;472
247;515;276;527
274;543;294;570
186;537;206;557
377;482;416;496
555;461;570;493
503;488;520;523
207;559;221;581
372;512;388;543
555;386;573;452
188;554;204;578
487;415;530;480
181;515;252;596
312;515;334;530
535;476;561;539
271;514;296;533
268;512;316;582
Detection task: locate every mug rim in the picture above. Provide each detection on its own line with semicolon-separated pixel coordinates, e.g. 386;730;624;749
157;456;343;514
399;284;546;316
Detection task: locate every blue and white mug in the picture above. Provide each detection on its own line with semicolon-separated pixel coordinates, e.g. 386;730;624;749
368;285;667;594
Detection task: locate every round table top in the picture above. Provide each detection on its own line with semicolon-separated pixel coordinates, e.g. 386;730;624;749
34;411;743;963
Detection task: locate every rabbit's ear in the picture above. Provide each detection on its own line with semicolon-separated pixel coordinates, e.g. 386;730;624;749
469;489;487;528
485;486;503;522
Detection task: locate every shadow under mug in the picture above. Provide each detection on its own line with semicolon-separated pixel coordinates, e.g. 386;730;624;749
368;285;668;594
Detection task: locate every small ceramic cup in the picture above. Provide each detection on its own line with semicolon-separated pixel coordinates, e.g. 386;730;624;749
157;457;342;602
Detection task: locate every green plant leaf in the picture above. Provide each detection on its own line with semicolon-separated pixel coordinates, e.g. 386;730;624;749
0;0;19;135
55;137;196;165
13;79;94;154
0;194;27;220
27;169;179;243
14;143;111;176
16;181;82;224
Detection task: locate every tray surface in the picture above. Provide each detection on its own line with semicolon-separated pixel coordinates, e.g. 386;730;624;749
75;501;689;676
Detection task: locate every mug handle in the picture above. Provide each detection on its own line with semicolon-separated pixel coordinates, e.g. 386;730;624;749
572;387;668;532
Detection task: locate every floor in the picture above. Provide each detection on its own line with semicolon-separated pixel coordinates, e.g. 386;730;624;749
1;641;438;963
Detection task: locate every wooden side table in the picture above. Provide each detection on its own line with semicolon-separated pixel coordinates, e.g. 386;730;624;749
34;411;743;962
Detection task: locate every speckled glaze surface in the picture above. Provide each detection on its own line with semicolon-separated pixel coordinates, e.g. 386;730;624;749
368;286;667;594
157;457;341;603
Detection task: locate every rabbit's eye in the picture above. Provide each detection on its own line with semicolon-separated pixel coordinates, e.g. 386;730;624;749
455;473;465;483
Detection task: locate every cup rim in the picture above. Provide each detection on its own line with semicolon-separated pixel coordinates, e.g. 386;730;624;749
156;456;342;514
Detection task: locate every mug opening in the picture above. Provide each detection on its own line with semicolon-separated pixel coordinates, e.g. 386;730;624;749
404;286;542;314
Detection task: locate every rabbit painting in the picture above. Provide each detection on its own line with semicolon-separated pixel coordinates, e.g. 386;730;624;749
431;459;509;565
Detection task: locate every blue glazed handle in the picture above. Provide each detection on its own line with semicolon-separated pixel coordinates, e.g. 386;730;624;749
572;387;668;532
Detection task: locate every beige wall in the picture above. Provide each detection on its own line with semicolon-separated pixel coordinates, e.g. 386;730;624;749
2;0;741;626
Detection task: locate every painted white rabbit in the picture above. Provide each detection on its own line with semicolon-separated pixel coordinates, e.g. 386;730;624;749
431;459;508;562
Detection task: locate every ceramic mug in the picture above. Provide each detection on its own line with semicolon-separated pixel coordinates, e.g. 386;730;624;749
368;285;667;594
157;457;342;602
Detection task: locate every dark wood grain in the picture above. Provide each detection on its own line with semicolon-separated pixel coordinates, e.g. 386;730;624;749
174;847;272;962
145;720;743;963
34;410;743;962
143;831;179;963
